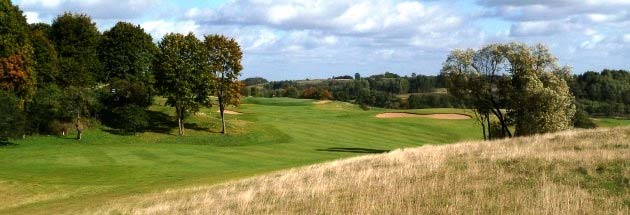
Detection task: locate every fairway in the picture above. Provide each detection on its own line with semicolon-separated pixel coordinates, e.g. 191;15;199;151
0;98;482;214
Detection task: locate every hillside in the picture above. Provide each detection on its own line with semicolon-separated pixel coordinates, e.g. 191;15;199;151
100;127;630;214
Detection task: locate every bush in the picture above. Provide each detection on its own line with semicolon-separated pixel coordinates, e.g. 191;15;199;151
489;121;508;140
573;109;597;129
103;105;148;134
0;92;26;139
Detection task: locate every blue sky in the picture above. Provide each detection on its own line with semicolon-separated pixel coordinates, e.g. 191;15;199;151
14;0;630;80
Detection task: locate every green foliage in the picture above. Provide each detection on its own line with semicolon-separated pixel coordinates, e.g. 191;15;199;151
0;91;26;138
108;105;149;134
573;109;597;129
155;33;211;135
96;22;156;133
29;23;59;85
569;69;630;117
408;93;461;109
0;0;30;57
50;13;101;86
25;84;64;134
242;77;268;86
98;22;156;82
442;43;576;138
204;34;243;134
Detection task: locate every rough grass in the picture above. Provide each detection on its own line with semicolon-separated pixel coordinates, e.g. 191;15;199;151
99;127;630;215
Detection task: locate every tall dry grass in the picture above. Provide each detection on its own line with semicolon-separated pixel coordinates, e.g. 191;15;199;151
99;127;629;214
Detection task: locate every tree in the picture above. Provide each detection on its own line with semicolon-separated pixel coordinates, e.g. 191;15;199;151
203;35;243;134
501;43;576;136
154;33;211;136
50;13;101;85
26;84;63;134
442;43;576;139
29;23;59;85
50;13;102;140
98;22;157;133
98;22;156;82
0;0;37;102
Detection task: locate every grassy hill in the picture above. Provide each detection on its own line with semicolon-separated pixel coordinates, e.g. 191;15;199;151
0;97;483;214
98;127;630;214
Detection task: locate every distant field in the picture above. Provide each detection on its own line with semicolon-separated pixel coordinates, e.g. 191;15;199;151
99;127;630;214
0;98;482;214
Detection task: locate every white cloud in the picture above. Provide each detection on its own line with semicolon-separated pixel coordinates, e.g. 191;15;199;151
23;11;41;23
141;20;200;40
18;0;162;20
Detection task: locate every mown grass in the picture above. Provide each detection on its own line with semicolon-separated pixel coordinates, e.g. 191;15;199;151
0;97;483;214
99;127;630;214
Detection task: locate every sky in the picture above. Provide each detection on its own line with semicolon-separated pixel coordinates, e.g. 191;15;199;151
14;0;630;80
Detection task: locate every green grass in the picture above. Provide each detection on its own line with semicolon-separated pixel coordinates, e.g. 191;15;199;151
593;117;630;127
0;98;482;214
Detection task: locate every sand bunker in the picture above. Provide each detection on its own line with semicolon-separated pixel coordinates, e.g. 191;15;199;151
313;100;332;104
376;113;471;120
217;110;243;115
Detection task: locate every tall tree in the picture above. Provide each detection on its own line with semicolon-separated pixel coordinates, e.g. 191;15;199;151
154;33;211;136
204;35;243;134
50;13;101;140
0;0;37;103
50;13;101;86
98;22;156;83
500;43;576;136
98;22;157;133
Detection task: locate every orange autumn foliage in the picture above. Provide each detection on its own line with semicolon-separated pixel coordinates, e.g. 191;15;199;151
0;53;34;98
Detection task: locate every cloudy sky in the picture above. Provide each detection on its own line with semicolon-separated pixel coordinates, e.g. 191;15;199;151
15;0;630;80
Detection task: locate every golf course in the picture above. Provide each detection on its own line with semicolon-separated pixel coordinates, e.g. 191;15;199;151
1;97;487;214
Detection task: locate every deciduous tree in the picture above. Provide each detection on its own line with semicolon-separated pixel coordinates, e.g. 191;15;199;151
442;43;576;138
203;35;243;134
0;0;36;102
155;33;211;136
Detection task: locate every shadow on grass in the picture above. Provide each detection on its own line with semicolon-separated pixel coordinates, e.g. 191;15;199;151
0;137;17;147
103;110;218;136
317;147;390;154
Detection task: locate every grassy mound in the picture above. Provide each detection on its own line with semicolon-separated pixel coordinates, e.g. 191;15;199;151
100;127;630;214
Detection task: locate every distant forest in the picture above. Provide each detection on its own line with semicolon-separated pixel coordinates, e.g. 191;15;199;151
242;69;630;117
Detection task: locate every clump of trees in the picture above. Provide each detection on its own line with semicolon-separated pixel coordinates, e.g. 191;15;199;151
569;69;630;117
441;43;576;139
0;0;243;140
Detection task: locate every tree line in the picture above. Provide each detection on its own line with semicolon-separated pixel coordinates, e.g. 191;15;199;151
241;72;460;109
242;68;628;125
0;0;242;141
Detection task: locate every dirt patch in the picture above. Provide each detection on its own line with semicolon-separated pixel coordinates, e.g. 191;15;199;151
376;113;471;120
313;100;332;104
217;110;243;115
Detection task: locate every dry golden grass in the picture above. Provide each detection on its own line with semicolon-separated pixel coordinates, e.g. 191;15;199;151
99;127;629;215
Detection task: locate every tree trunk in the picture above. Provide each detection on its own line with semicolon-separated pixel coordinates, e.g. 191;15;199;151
485;113;492;140
177;105;184;136
75;112;82;140
219;97;226;134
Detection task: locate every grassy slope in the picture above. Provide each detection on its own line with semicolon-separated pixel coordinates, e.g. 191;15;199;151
100;127;630;214
0;98;482;214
